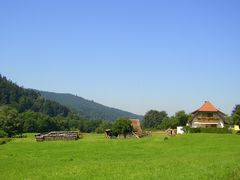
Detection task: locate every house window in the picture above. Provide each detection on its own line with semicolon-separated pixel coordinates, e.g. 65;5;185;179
207;113;213;117
206;124;217;128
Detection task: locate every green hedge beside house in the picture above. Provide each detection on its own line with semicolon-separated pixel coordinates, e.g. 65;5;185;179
187;127;231;134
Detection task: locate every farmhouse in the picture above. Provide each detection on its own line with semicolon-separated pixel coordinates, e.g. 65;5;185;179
189;101;226;128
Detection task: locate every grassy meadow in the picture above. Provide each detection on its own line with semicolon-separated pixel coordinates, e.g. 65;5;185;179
0;133;240;180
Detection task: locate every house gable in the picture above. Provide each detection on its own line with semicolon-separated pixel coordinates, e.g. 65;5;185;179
189;101;226;128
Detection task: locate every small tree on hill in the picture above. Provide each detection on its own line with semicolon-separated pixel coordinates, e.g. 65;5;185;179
112;118;133;138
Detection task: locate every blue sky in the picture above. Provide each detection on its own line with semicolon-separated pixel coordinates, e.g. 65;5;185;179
0;0;240;115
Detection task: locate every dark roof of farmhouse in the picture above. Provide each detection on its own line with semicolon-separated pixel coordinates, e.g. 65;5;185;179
192;101;223;114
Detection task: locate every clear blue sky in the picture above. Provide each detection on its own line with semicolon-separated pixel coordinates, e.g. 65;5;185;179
1;0;240;115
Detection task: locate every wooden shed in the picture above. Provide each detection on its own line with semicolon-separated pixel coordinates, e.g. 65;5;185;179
35;131;82;142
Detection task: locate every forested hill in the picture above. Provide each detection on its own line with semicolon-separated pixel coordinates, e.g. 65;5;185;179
0;75;109;135
39;91;143;121
0;75;70;117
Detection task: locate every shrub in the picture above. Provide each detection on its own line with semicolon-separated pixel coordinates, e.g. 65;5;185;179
189;128;231;134
236;131;240;135
95;122;112;134
0;138;11;145
95;127;104;134
189;128;201;133
112;118;133;138
201;128;231;134
182;126;188;133
164;137;168;141
0;130;8;138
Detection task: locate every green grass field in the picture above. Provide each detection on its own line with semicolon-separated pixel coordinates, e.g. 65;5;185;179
0;133;240;180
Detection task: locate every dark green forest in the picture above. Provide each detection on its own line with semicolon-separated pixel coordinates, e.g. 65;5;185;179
0;75;69;116
0;75;105;137
38;91;143;121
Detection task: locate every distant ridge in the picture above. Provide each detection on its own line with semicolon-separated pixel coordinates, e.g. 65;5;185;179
38;90;143;121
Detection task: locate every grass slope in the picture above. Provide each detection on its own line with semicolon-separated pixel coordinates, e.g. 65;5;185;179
0;134;240;180
39;90;143;121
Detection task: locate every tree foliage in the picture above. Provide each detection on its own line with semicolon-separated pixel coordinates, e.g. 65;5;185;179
112;118;133;137
143;110;189;130
232;105;240;125
0;74;70;117
0;106;23;137
95;121;112;133
158;117;178;130
143;110;168;128
39;91;143;121
175;111;189;126
0;74;112;135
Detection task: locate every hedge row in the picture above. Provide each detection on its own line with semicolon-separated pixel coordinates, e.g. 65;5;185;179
187;127;231;134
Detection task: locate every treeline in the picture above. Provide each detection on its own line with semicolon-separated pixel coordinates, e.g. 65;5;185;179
0;75;69;117
142;105;240;130
0;74;134;138
143;110;189;130
1;74;240;137
0;74;108;137
0;105;111;137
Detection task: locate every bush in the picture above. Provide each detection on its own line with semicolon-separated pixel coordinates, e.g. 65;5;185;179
95;127;104;134
95;122;112;134
0;138;11;145
0;130;7;138
182;126;188;133
189;128;231;134
201;128;231;134
236;131;240;135
189;128;201;133
13;134;27;138
112;118;133;138
164;137;168;141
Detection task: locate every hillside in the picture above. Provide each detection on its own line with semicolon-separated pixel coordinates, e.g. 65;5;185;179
39;91;143;121
0;75;119;134
0;75;70;117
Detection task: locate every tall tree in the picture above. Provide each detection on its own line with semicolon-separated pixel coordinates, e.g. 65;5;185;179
232;105;240;125
143;110;168;128
20;111;39;132
158;116;178;130
0;106;23;137
175;111;189;126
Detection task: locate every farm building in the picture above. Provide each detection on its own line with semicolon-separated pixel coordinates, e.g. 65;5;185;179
188;101;226;128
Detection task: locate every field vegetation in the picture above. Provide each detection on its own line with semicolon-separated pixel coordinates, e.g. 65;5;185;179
1;133;240;180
